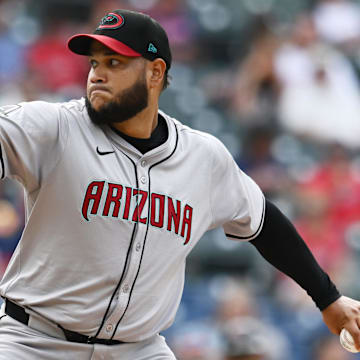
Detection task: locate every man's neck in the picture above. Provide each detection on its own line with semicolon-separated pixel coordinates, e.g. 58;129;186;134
111;103;159;139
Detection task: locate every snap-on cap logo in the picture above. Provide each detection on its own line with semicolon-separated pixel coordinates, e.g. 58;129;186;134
97;13;124;30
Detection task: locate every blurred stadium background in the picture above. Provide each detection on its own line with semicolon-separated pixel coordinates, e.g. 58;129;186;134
1;0;360;358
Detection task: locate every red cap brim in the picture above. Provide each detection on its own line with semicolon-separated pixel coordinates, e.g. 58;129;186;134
67;34;141;57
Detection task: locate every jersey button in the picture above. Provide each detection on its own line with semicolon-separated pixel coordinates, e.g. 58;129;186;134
140;176;147;184
123;284;130;293
105;324;113;332
141;160;146;167
135;243;141;252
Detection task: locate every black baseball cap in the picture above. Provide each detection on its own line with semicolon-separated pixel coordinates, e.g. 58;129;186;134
68;9;172;69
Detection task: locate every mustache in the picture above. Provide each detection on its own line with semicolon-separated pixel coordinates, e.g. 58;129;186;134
89;84;111;95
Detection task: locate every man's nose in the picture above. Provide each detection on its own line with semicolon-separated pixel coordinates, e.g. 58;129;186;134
89;67;107;83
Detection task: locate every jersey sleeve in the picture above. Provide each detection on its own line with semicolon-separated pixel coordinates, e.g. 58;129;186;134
208;136;265;241
0;101;68;191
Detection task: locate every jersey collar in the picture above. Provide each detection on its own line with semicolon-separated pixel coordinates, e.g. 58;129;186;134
102;110;178;165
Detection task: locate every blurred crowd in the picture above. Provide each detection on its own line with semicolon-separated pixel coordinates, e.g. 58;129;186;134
1;0;360;358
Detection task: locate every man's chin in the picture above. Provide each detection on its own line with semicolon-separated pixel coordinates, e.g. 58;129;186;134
89;96;110;112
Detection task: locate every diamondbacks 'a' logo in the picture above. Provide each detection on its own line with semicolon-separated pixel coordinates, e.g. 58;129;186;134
97;13;124;30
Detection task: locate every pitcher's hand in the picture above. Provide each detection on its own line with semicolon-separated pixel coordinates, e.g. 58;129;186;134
322;296;360;351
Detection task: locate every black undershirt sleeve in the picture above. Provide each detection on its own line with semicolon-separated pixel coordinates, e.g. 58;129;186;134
250;199;341;311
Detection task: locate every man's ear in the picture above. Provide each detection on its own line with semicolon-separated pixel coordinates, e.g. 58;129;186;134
148;58;167;89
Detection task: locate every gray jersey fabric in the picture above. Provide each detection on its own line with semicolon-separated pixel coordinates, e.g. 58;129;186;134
0;98;264;342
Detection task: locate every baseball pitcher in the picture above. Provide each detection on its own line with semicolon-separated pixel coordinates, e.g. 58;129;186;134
0;9;359;360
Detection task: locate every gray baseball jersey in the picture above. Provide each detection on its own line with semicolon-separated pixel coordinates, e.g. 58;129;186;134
0;98;264;342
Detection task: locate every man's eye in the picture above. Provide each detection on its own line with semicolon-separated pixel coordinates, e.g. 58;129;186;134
110;59;120;66
89;60;97;68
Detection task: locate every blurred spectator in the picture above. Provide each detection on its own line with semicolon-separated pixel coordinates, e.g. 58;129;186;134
0;23;26;84
0;199;22;277
221;316;288;360
231;17;279;125
26;21;87;97
311;334;353;360
215;279;259;324
0;200;21;240
170;322;223;360
0;1;27;84
236;126;290;198
148;0;197;64
294;144;360;278
215;278;291;360
274;13;360;149
294;182;346;278
313;0;360;50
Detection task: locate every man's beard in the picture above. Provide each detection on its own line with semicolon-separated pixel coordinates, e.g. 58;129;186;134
85;74;148;126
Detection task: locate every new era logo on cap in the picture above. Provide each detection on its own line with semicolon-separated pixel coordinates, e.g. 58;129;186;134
148;43;157;54
68;9;172;70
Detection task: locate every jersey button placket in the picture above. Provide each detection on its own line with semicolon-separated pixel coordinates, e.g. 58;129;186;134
100;160;149;339
138;159;148;187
